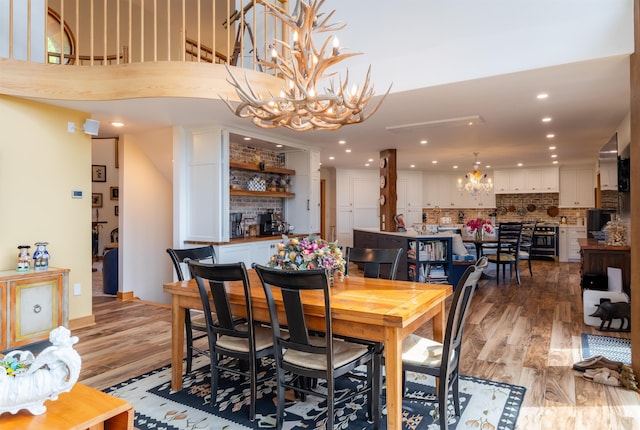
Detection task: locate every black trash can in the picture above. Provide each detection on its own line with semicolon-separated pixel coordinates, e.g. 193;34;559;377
103;247;118;295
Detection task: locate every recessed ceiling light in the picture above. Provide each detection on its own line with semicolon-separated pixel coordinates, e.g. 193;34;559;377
420;140;428;145
549;146;556;150
485;165;491;169
432;160;437;164
537;93;549;99
546;133;555;139
243;137;252;141
275;144;283;148
368;158;374;162
453;165;458;169
111;122;124;127
552;160;558;164
338;140;346;144
542;117;552;123
517;163;523;167
345;149;351;153
365;163;370;167
410;164;416;168
551;154;557;158
329;156;335;160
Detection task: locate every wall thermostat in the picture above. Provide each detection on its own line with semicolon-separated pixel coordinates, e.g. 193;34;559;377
72;190;84;199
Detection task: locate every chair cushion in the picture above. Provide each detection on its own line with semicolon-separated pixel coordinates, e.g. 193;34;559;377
401;333;452;367
216;324;273;352
283;337;369;370
486;254;516;263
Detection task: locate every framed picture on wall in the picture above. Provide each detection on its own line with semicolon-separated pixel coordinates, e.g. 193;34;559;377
92;165;107;182
115;205;119;216
92;193;103;208
110;186;119;200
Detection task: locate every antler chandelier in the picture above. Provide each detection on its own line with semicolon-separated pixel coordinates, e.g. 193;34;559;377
457;152;493;197
223;0;389;131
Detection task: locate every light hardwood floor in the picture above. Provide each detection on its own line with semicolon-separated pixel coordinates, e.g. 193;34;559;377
77;260;639;429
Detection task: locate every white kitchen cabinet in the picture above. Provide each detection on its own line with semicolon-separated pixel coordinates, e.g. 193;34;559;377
559;226;587;262
539;167;560;192
493;167;559;194
599;160;618;191
398;171;423;225
423;173;494;209
493;171;511;193
559;166;595;208
286;150;321;235
336;169;378;247
214;239;281;267
422;174;441;208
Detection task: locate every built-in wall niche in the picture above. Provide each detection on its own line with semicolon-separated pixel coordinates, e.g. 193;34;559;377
228;133;297;224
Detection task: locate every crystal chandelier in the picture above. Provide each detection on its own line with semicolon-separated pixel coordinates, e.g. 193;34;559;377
223;0;389;131
457;152;493;197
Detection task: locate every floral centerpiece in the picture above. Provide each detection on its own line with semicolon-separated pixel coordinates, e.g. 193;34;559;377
465;218;494;240
267;235;346;282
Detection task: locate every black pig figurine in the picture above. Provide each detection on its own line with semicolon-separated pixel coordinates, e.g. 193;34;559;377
589;299;630;331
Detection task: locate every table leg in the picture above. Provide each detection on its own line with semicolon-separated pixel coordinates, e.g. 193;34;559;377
170;298;185;392
384;327;402;430
432;301;446;343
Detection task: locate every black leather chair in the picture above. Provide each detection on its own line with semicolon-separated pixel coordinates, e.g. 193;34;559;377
166;246;216;374
400;257;488;430
253;264;380;430
345;247;403;280
188;261;274;422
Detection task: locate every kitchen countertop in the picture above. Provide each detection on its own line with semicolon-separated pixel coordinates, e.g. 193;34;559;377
185;233;314;246
577;238;630;251
353;227;458;238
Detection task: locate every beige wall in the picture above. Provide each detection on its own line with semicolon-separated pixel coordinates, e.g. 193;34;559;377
0;95;92;322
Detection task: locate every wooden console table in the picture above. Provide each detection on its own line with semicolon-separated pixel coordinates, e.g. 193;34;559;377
0;383;133;429
578;238;631;295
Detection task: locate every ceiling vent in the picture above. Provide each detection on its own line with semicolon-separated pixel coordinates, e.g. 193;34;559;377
385;115;484;132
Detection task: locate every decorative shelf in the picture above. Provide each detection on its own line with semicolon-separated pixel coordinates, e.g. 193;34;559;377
229;161;295;176
230;189;295;198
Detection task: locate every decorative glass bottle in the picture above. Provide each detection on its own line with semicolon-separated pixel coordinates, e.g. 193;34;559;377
33;242;50;271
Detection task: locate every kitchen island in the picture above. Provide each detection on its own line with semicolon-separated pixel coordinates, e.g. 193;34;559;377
353;228;473;287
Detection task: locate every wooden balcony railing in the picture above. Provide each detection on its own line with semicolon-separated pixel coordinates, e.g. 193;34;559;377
2;0;286;73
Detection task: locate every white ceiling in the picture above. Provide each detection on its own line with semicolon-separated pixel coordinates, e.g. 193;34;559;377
36;1;634;173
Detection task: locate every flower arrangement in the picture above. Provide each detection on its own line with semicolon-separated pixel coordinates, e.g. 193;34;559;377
267;235;346;278
0;354;31;377
465;218;494;236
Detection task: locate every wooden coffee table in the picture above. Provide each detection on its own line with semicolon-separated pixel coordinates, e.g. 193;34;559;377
0;383;133;429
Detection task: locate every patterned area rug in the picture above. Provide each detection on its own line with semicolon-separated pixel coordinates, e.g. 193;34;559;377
581;333;632;364
105;355;525;429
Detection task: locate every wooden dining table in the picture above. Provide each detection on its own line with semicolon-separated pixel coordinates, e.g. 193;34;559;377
163;270;452;430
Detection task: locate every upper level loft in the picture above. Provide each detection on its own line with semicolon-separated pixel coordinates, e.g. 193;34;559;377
0;0;288;101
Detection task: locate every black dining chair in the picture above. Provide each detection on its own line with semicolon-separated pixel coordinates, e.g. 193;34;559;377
345;247;403;280
166;246;216;374
253;264;380;430
485;222;523;284
400;256;488;430
518;221;536;279
188;261;274;422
